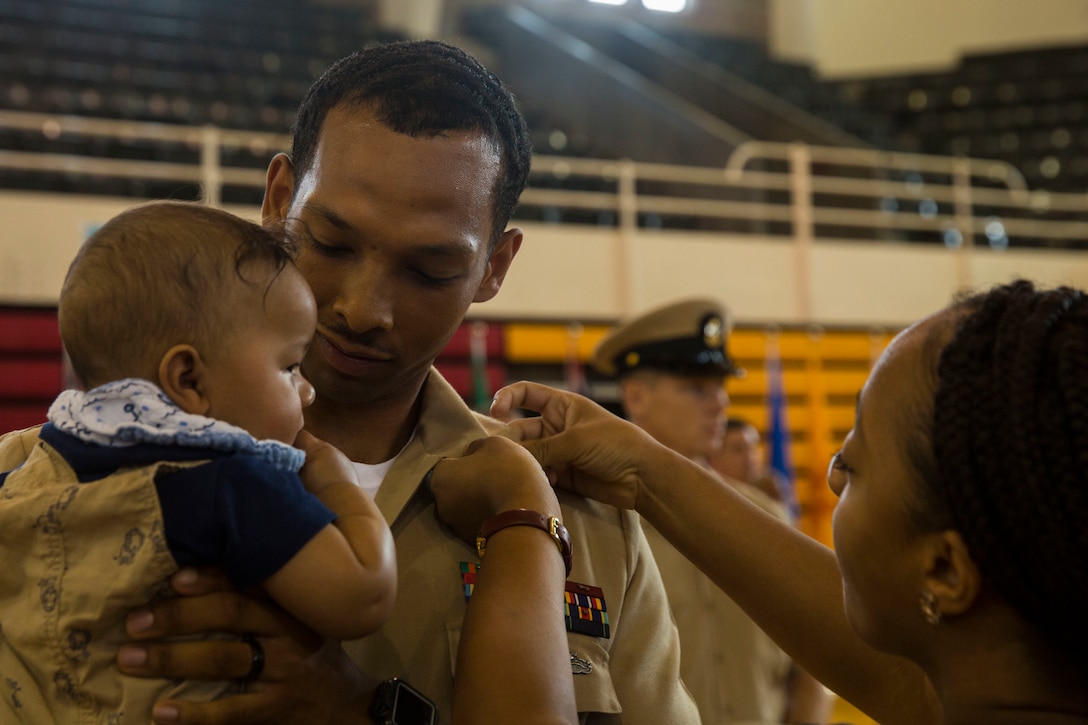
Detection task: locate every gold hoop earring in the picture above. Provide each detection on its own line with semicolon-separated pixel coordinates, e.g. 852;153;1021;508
919;590;942;625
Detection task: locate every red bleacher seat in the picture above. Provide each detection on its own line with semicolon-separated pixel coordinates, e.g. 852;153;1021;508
0;359;63;398
0;405;47;435
0;309;62;352
1;307;64;436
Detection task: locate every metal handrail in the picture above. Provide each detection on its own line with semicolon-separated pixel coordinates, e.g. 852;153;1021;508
3;109;1088;249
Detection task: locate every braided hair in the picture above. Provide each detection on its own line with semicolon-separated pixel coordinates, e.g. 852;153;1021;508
290;39;533;246
921;279;1088;655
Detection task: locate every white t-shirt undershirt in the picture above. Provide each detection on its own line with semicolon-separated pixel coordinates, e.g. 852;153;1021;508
350;429;416;500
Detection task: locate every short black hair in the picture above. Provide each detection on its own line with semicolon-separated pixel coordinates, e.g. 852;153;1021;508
291;39;533;245
724;417;756;433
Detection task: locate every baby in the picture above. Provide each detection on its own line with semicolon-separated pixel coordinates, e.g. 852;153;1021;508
0;201;396;723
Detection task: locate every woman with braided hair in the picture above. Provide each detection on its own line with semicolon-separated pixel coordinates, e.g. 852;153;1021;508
453;279;1088;725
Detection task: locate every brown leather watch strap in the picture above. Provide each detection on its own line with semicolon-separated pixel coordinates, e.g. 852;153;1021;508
477;508;573;577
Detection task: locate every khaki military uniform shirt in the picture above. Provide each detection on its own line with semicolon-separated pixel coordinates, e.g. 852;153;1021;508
644;476;792;725
343;371;700;724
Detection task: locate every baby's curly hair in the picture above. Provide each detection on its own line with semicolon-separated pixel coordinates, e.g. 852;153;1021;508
60;201;296;388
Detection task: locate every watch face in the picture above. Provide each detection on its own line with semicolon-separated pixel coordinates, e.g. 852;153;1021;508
373;679;438;725
394;684;438;724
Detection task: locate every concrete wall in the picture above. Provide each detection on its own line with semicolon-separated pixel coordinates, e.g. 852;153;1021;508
770;0;1088;78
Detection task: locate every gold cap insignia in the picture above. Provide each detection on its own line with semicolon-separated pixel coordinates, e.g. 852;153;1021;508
703;316;723;348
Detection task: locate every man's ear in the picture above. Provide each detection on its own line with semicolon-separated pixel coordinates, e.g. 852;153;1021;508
158;344;212;416
473;227;523;303
262;153;296;226
922;529;982;618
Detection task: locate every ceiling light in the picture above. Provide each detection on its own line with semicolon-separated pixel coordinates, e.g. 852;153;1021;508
643;0;686;10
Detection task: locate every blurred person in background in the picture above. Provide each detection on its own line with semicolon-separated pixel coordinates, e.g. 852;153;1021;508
592;298;829;724
709;418;794;511
708;417;833;722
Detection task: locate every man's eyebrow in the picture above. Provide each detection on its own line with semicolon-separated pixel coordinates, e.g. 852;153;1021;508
413;241;477;258
301;201;356;233
299;200;480;256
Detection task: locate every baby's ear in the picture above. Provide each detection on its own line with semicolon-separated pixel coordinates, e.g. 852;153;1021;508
158;344;211;416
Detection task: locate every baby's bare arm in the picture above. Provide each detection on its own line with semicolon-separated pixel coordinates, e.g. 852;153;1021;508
262;431;396;640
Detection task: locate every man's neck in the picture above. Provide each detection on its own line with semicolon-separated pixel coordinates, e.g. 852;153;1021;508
304;382;425;465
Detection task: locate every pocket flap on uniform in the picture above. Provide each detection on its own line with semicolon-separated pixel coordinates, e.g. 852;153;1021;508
446;625;621;716
569;636;621;715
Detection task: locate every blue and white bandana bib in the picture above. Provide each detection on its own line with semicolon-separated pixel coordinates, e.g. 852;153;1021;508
48;378;305;472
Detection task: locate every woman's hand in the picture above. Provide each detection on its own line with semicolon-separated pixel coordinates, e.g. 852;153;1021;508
490;381;662;512
429;436;560;546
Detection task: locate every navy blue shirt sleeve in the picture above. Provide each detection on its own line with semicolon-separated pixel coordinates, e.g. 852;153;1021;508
155;455;337;591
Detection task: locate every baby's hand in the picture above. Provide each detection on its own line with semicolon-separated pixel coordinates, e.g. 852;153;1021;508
267;431;395;640
293;430;360;495
429;436;559;547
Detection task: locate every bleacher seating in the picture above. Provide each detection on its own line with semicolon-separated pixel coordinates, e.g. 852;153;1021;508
0;0;387;128
464;8;1088;195
634;29;1088;194
0;0;401;202
0;307;63;432
742;41;1088;194
6;0;1088;196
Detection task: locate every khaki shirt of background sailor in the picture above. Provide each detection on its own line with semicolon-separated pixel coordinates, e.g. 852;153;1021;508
643;483;793;725
591;297;796;724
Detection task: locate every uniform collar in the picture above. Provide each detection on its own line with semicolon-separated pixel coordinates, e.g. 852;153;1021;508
375;368;492;530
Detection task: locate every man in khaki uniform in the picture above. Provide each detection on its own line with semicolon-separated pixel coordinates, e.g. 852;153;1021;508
339;370;695;723
1;41;698;724
593;299;827;725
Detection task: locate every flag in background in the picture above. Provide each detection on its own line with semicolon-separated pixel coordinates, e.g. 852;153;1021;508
765;335;799;520
469;321;491;413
